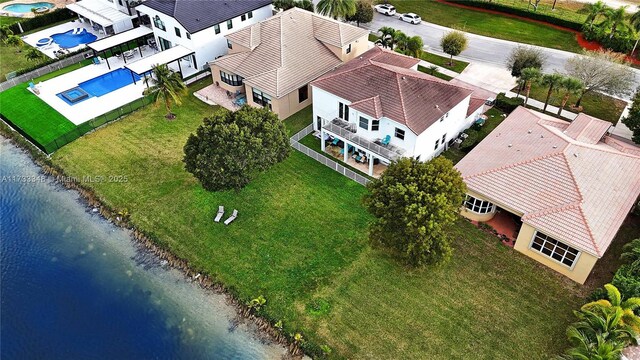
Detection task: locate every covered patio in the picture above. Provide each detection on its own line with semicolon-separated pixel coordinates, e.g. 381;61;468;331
66;0;134;35
125;45;198;81
87;26;155;70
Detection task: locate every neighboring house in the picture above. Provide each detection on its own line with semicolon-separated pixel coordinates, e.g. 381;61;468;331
456;106;640;284
135;0;273;73
67;0;136;35
210;7;369;119
310;47;486;176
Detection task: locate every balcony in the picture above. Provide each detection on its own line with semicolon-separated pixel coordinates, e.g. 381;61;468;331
322;118;405;161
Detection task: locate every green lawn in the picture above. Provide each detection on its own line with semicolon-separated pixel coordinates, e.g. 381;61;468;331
298;133;374;179
0;44;34;80
519;84;628;123
389;1;583;53
441;107;507;164
420;51;469;73
50;91;584;358
417;64;453;81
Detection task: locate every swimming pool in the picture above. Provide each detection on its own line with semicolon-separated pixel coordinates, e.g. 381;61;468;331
56;68;142;106
50;28;97;49
3;2;53;13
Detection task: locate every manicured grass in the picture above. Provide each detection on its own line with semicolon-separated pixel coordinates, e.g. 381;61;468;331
420;51;469;73
417;64;453;81
283;105;313;135
441;107;507;164
519;84;628;123
368;33;378;43
0;44;34;80
389;1;583;53
464;0;588;23
51;93;583;358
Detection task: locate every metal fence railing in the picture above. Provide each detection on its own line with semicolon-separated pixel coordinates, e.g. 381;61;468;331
322;120;403;161
290;124;371;186
0;51;91;92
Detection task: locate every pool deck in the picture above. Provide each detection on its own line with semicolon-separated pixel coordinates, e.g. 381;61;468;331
1;0;75;18
22;20;105;59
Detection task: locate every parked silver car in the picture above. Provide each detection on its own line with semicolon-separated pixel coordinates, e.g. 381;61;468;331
399;13;421;24
374;3;396;16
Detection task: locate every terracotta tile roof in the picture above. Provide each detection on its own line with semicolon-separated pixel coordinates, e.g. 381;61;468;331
212;8;367;98
467;97;485;117
624;345;640;360
311;47;473;135
456;106;640;257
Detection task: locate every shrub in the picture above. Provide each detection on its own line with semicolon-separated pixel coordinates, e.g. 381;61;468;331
494;92;524;113
8;8;75;34
460;129;478;150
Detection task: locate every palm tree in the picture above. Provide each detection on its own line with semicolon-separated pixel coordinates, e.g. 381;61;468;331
630;9;640;56
5;34;23;53
316;0;356;19
143;64;187;119
603;6;628;39
405;36;424;58
520;67;541;106
539;73;564;112
393;30;409;52
378;26;396;49
582;283;640;334
25;47;44;62
585;1;609;30
557;76;583;115
558;326;626;360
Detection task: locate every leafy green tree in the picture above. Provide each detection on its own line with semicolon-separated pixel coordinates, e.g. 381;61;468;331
603;6;629;39
5;35;23;53
440;30;468;66
520;67;541;105
582;283;640;334
584;0;610;30
362;157;466;267
346;0;373;27
556;76;584;115
405;36;424;58
613;239;640;300
393;30;409;52
539;73;564;112
631;9;640;55
25;47;44;62
183;106;290;191
143;64;187;119
273;0;314;12
316;0;356;19
0;25;13;43
622;88;640;144
506;45;546;81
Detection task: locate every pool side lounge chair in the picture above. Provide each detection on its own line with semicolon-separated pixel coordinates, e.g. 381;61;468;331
214;205;224;222
224;210;238;225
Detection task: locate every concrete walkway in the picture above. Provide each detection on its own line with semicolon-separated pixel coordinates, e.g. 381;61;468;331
505;91;579;120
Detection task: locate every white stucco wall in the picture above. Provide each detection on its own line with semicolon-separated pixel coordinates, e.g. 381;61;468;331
136;4;271;71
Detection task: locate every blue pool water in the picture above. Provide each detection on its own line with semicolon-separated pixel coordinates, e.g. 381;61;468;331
0;139;287;359
57;68;141;105
50;28;97;49
3;2;53;13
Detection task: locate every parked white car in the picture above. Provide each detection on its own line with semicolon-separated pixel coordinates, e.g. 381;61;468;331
399;13;421;24
374;3;396;16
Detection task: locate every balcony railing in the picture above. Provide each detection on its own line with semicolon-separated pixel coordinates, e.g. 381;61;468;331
323;118;405;161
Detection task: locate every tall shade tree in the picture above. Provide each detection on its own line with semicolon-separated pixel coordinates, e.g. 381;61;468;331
362;157;466;267
584;0;609;30
565;49;634;107
582;283;640;334
143;64;187;119
440;30;468;66
556;76;584;115
5;35;23;53
405;36;424;58
520;67;541;105
506;45;546;79
316;0;356;19
603;6;629;39
183;106;290;191
378;26;396;49
25;47;44;62
346;0;373;27
539;73;564;112
622;88;640;144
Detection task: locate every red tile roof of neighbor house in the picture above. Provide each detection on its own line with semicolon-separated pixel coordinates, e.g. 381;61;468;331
456;107;640;257
624;345;640;360
311;47;475;135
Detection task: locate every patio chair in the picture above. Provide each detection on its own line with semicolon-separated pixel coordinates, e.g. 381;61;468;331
224;209;238;225
381;135;391;146
355;155;363;163
214;205;224;222
331;138;340;146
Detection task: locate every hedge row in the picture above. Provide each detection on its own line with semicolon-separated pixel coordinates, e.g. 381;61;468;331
495;92;524;113
13;49;89;77
445;0;583;31
9;8;76;34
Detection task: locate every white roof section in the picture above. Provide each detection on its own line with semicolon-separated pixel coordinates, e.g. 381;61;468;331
88;26;153;52
66;0;132;27
125;45;194;74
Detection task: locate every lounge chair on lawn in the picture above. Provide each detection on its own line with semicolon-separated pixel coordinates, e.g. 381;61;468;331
224;209;238;225
214;205;224;222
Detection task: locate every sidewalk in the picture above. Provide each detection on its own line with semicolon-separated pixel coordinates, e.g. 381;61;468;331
505;91;578;121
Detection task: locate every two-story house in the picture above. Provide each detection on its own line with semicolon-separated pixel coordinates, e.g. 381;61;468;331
209;7;369;119
310;47;486;176
134;0;273;73
67;0;136;35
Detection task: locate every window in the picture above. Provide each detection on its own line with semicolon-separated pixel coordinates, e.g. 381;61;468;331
394;128;405;140
252;88;272;110
186;32;191;39
248;11;253;19
441;133;446;144
241;14;246;21
226;19;233;30
117;0;122;5
434;139;439;150
153;15;165;31
298;85;308;103
214;24;220;35
530;232;580;268
463;195;494;214
227;39;233;49
219;71;244;86
339;102;349;121
174;27;181;37
346;43;352;54
371;119;379;131
359;116;368;130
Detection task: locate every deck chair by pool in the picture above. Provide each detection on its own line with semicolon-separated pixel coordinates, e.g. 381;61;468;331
214;206;224;222
224;210;238;225
381;135;391;146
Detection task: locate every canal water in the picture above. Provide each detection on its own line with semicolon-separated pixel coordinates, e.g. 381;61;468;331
0;138;286;359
